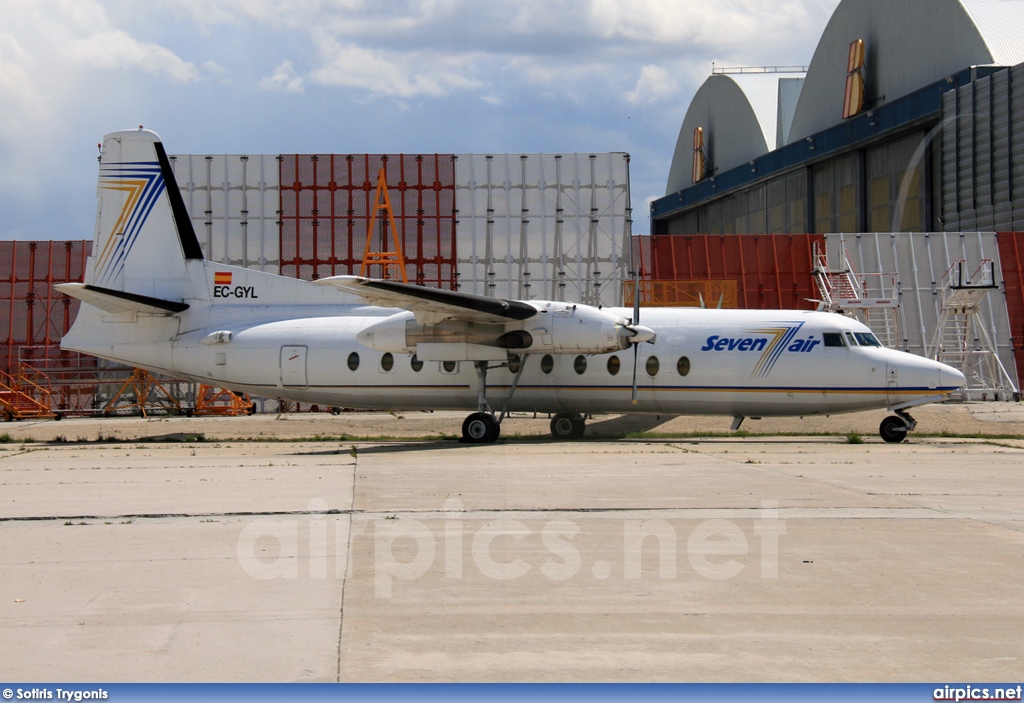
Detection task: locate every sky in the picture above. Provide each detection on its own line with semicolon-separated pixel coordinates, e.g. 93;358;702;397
0;0;841;240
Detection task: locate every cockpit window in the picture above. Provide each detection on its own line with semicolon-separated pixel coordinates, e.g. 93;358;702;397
845;332;858;346
822;332;845;347
855;332;882;347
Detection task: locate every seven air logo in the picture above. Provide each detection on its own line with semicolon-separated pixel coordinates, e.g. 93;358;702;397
95;162;165;288
700;322;816;377
213;271;259;300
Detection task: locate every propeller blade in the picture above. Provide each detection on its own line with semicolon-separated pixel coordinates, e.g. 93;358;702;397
631;342;639;404
632;274;640;326
630;258;642;403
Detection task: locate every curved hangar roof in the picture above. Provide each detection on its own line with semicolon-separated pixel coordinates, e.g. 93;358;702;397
788;0;1024;142
666;0;1024;195
665;71;805;195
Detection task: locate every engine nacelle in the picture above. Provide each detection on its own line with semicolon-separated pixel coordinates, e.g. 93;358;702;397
355;303;653;357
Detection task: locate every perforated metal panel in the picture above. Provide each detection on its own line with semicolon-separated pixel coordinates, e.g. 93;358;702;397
456;153;631;306
825;231;1018;386
278;154;457;288
171;154;280;273
0;240;91;379
648;233;823;310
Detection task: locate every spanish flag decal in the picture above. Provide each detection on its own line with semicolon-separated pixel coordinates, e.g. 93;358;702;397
214;271;232;285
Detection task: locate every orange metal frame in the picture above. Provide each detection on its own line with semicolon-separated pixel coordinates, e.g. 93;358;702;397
360;168;409;282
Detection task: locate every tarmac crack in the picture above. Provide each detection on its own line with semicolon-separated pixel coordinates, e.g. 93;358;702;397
4;505;1019;523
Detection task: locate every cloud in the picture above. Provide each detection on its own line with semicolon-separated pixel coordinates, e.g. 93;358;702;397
0;0;845;241
260;60;305;93
627;65;678;105
309;40;482;98
0;0;210;229
63;29;201;82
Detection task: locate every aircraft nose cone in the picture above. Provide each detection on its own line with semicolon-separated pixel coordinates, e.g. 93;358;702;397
938;363;966;390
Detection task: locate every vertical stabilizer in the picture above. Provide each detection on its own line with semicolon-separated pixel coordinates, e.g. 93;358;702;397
86;128;204;299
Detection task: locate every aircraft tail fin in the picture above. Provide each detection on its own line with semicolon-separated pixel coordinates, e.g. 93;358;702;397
85;128;203;299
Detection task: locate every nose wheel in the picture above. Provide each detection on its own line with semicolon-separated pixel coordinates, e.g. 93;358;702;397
879;409;916;443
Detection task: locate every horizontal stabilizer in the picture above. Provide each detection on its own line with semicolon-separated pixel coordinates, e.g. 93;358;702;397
316;275;536;325
56;283;189;315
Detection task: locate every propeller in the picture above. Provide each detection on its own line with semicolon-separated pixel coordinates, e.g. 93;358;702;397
626;243;655;403
630;263;643;404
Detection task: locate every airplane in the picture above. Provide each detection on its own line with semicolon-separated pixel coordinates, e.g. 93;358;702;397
57;128;966;444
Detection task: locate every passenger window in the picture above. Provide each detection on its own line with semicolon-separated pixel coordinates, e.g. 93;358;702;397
410;354;423;372
822;333;845;347
677;356;691;376
380;352;394;372
442;360;457;373
845;332;858;346
541;354;554;374
574;355;587;375
646;356;660;377
607;356;620;376
347;352;360;370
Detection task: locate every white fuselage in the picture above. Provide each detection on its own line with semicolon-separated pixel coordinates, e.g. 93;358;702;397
78;303;962;418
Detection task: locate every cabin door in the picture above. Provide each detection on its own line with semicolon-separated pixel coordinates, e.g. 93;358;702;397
281;345;309;388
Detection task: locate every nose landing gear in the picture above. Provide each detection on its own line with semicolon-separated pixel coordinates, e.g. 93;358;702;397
879;408;917;443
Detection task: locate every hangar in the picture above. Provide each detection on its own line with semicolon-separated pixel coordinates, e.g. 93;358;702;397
650;0;1024;396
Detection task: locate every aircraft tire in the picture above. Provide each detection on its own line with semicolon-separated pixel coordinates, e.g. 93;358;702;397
879;415;909;443
550;412;586;440
462;412;500;443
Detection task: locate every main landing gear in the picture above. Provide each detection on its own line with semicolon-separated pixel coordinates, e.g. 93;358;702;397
879;408;917;443
459;356;527;444
549;412;586;440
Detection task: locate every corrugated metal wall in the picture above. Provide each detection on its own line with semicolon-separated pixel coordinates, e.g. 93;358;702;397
942;65;1024;231
278;153;457;288
648;233;823;310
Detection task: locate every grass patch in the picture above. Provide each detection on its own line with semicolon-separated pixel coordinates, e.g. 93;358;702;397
846;431;864;444
0;433;11;444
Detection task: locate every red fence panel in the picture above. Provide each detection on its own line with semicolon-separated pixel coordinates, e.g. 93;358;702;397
0;240;91;376
649;234;824;310
997;232;1024;383
279;153;457;289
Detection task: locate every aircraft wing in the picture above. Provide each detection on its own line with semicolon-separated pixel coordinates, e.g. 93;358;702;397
316;275;537;325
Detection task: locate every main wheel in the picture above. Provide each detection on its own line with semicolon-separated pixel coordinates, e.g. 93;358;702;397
879;415;909;443
462;412;500;444
550;412;586;440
